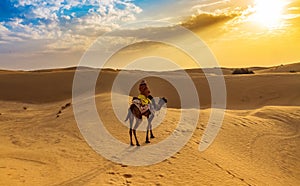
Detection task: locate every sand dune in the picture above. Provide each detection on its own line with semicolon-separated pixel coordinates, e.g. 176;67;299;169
0;64;299;185
255;62;300;73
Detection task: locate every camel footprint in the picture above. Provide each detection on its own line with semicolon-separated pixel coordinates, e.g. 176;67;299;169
56;102;71;118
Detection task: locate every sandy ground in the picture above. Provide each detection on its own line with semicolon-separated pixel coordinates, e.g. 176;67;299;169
0;63;299;186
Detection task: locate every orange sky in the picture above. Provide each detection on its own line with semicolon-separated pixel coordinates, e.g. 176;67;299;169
181;0;300;67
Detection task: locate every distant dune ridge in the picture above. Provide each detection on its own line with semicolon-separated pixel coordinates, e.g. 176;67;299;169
0;62;299;185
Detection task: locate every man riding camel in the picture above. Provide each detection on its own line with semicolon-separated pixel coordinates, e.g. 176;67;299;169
137;79;152;113
125;79;167;146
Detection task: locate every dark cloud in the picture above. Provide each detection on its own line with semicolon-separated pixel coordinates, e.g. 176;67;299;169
181;12;239;30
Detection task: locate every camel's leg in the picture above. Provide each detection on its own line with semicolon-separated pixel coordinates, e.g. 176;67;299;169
133;119;141;146
146;127;150;143
150;130;155;139
148;114;155;139
128;112;134;146
146;113;155;143
129;128;134;146
129;119;134;146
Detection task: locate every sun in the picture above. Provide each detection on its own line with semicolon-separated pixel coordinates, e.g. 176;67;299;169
249;0;286;29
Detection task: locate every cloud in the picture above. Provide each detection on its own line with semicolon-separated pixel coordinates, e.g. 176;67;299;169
173;0;251;31
286;0;300;19
0;22;9;32
191;0;231;12
0;0;143;53
0;21;27;43
181;12;239;30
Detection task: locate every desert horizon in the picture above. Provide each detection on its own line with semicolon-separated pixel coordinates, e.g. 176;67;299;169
1;61;299;73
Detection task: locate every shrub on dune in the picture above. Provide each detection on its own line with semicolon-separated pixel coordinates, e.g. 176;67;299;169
232;68;254;75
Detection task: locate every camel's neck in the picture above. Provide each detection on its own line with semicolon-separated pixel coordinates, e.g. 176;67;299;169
151;98;166;111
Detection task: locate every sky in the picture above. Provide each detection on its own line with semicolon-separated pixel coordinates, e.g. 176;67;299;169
0;0;300;70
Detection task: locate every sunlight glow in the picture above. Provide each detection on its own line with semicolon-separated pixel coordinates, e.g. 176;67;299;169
249;0;286;29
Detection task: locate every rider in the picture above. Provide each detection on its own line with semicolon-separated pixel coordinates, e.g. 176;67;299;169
138;80;151;113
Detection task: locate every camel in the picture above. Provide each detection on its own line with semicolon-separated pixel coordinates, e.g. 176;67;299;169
125;96;167;146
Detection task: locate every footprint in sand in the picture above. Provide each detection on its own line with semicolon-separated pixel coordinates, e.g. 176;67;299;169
56;102;71;118
123;174;133;178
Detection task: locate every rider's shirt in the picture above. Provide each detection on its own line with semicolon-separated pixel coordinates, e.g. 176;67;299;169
138;94;151;106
